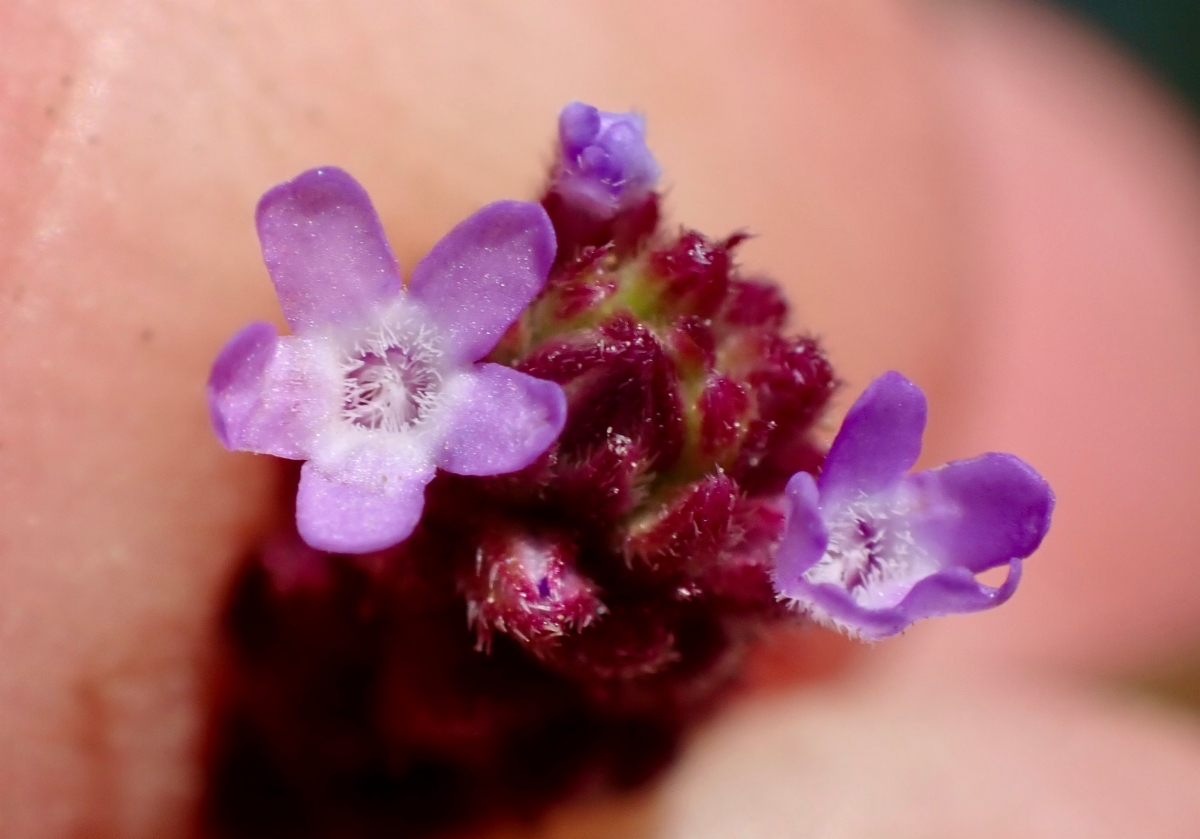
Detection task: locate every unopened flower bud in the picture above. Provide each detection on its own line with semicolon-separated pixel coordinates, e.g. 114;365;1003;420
624;473;740;578
552;102;660;219
649;231;744;319
460;524;604;653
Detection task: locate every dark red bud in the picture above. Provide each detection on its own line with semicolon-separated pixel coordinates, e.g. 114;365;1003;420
553;274;618;321
666;315;716;373
542;190;661;268
460;525;604;653
518;333;607;383
545;243;613;291
540;244;620;322
553;315;685;471
700;497;788;608
698;375;751;457
555;432;651;527
611;192;661;255
649;230;736;319
749;334;836;427
624;473;739;577
541;604;679;682
731;420;827;497
726;333;835;495
716;278;789;332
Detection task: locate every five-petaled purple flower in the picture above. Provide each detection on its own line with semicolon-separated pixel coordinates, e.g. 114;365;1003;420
554;101;660;217
772;371;1054;640
208;167;567;554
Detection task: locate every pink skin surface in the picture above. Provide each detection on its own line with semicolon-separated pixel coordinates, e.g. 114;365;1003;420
1;0;1198;836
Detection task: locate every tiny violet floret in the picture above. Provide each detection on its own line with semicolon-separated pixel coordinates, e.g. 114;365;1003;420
553;101;660;217
208;167;567;553
772;371;1054;640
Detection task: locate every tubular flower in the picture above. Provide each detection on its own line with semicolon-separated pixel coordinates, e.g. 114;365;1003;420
208;167;567;553
772;371;1054;640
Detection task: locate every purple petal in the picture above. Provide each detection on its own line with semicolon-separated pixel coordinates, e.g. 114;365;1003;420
908;453;1055;573
436;364;566;476
407;201;556;364
770;472;830;589
819;371;927;504
898;561;1023;626
207;322;313;459
295;456;435;553
789;561;1022;641
559;102;602;158
256;167;402;333
786;580;914;640
598;113;659;187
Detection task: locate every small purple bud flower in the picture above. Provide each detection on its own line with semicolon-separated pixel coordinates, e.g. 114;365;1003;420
208;167;567;554
553;102;660;218
772;371;1054;640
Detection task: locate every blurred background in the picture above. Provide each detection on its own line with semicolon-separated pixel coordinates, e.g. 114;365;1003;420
0;0;1198;837
920;0;1200;697
1054;0;1200;114
1052;0;1200;757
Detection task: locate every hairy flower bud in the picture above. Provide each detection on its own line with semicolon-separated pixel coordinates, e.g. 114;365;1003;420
523;314;686;472
554;432;652;528
649;230;742;319
697;375;752;461
624;473;740;578
540;604;681;684
460;524;605;653
715;277;789;333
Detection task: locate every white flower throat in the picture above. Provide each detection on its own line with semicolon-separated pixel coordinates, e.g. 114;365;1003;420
339;321;443;434
803;490;936;609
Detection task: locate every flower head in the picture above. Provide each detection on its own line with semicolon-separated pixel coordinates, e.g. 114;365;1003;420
771;371;1054;640
553;101;660;218
208;167;567;553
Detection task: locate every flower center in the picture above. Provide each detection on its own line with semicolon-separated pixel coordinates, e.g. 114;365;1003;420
803;492;935;609
341;326;442;433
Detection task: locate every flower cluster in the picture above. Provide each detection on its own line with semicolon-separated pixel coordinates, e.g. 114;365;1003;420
205;104;1053;836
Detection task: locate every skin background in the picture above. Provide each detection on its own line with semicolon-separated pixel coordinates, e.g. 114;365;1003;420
0;0;1198;836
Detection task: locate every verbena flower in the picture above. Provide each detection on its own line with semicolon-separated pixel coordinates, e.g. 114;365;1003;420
208;167;567;553
772;371;1054;640
207;106;1057;836
553;101;660;218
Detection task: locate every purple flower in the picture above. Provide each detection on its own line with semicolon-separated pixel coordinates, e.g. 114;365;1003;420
771;371;1054;640
553;101;660;217
208;167;567;554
